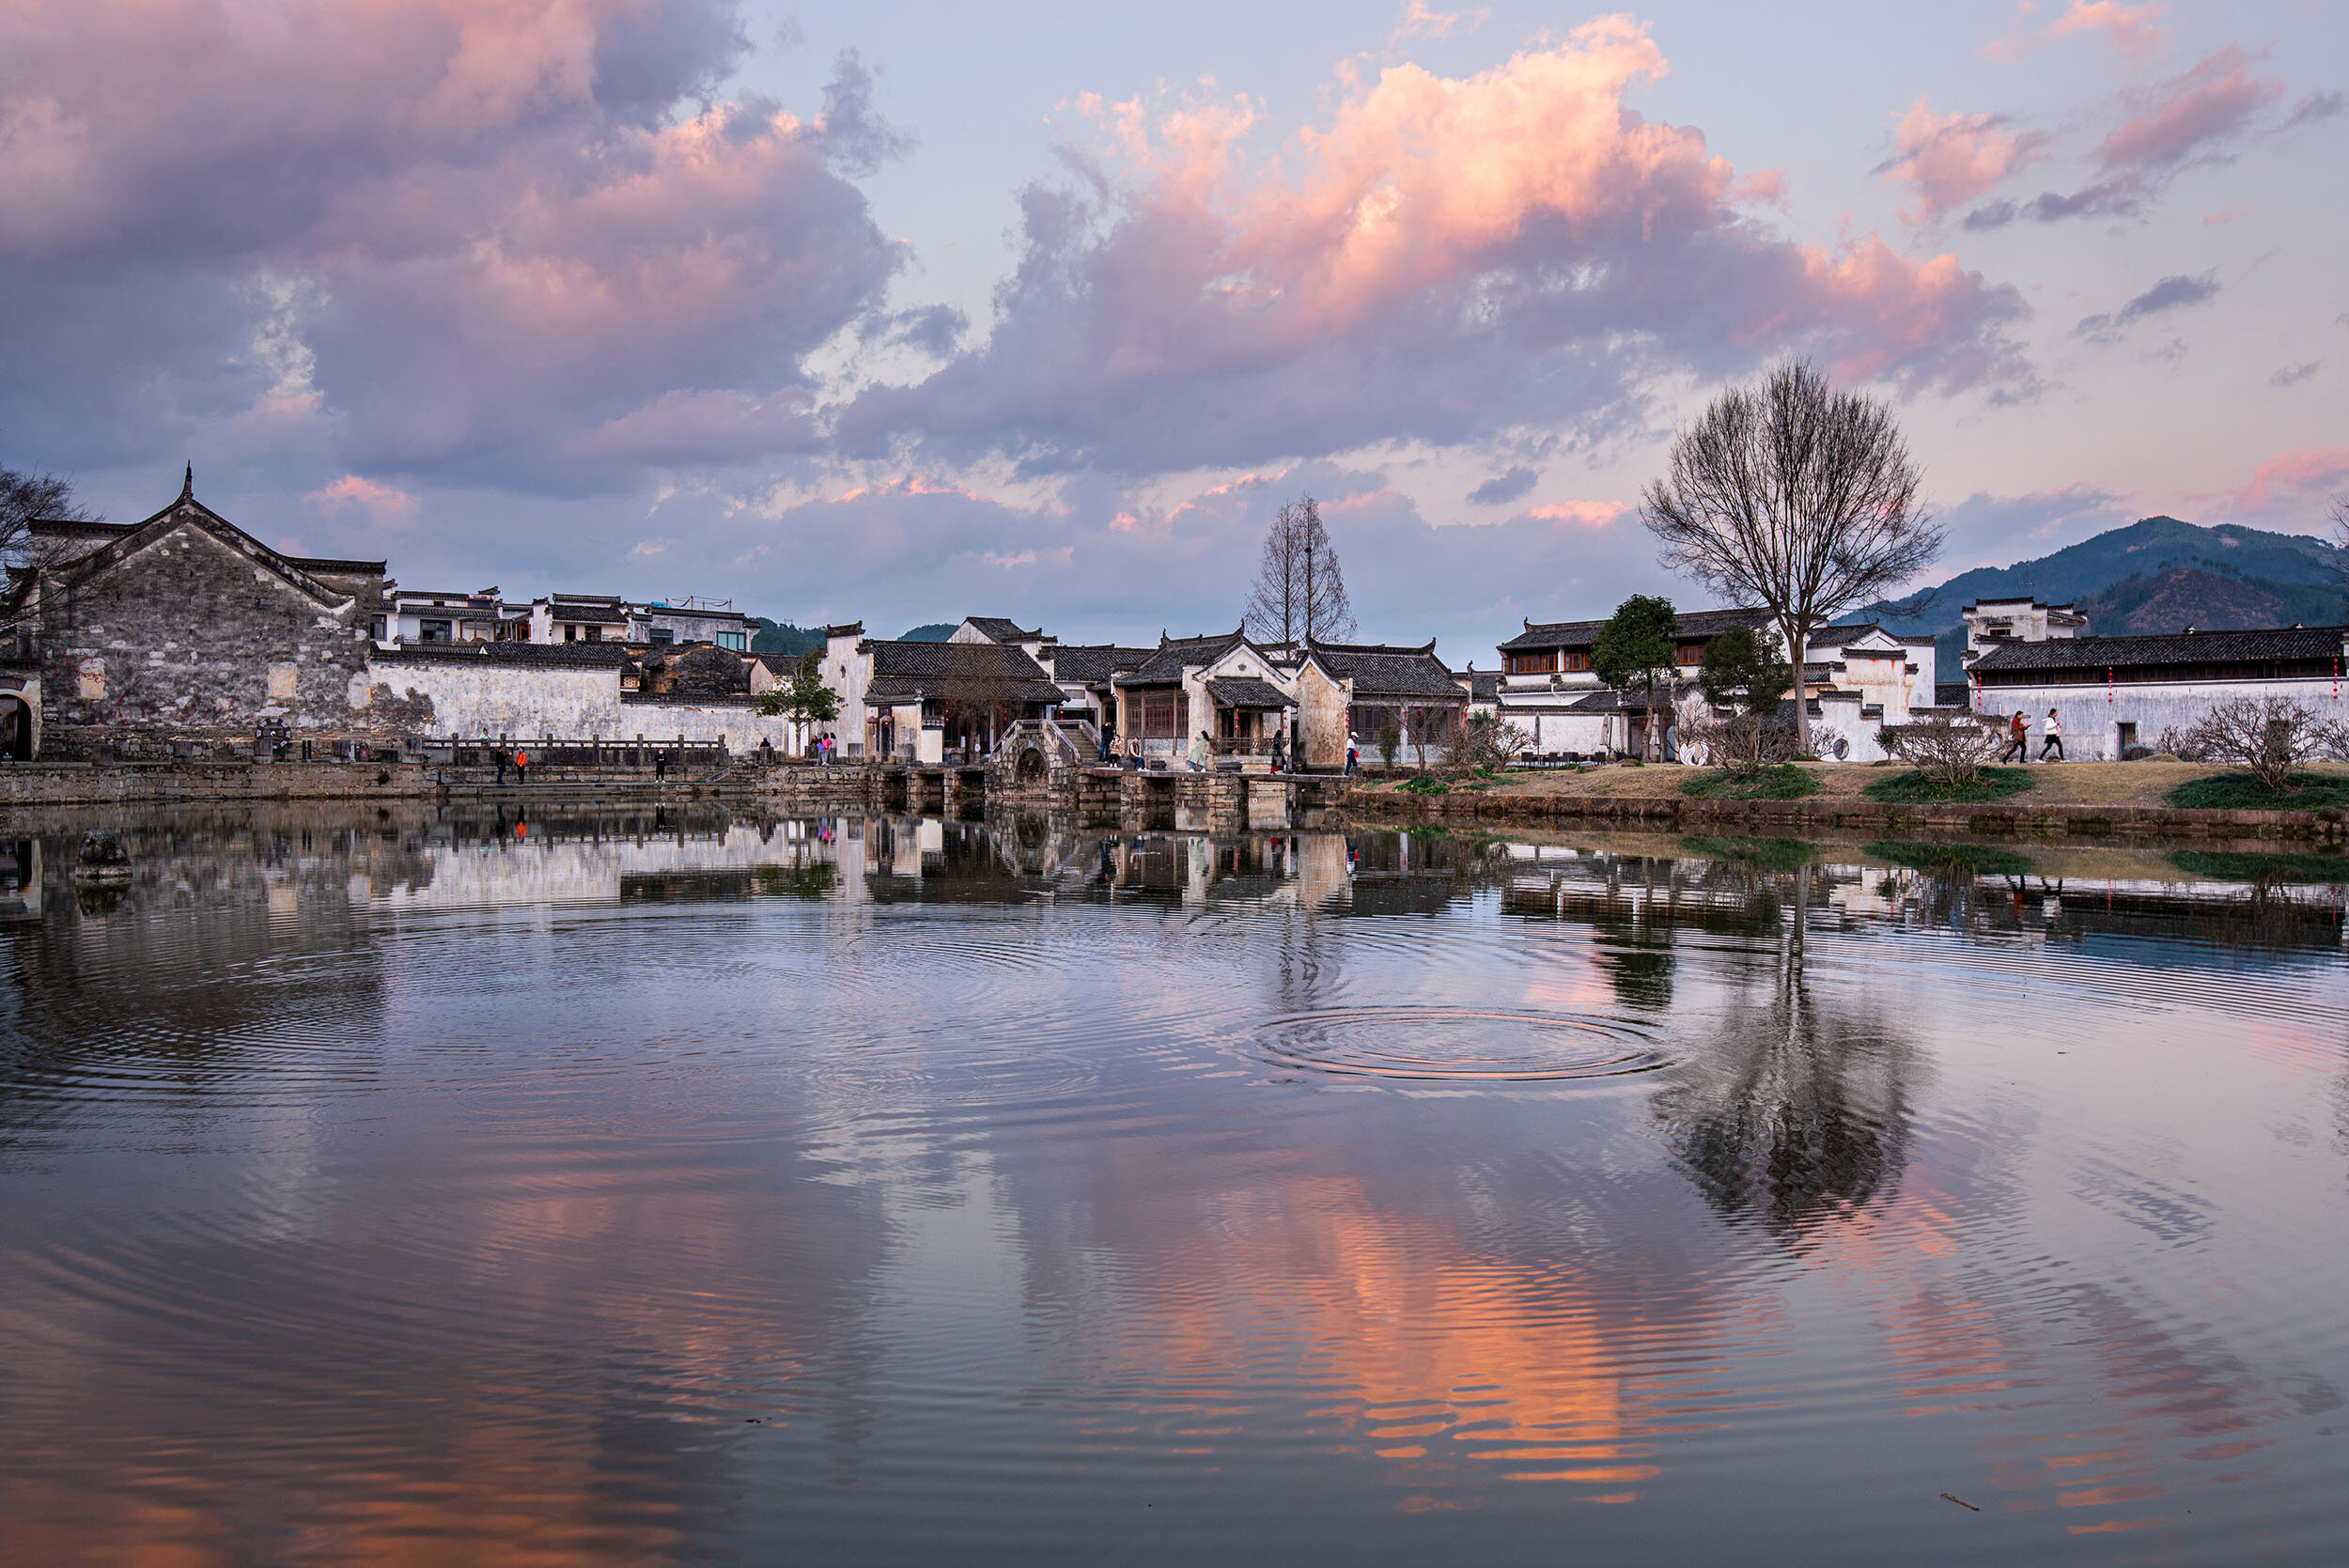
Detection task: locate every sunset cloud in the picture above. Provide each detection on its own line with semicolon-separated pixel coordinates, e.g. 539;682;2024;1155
2229;446;2349;521
0;0;899;486
843;21;2026;476
2047;2;2170;64
1883;100;2045;225
304;474;419;522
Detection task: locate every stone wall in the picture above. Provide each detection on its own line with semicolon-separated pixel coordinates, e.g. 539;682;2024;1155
39;521;379;757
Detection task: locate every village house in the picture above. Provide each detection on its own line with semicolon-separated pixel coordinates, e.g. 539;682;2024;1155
827;623;1066;763
1968;622;2349;760
1496;609;1937;762
1960;596;2088;671
629;597;751;649
1292;639;1470;768
8;470;386;759
944;614;1150;737
1112;629;1294;765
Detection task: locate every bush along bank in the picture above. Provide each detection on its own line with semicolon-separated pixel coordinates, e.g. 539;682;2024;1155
1343;774;2349;844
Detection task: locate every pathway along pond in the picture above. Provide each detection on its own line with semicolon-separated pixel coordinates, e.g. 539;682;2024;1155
1;807;2345;1565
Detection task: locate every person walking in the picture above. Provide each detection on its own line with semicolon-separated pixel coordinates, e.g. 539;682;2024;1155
2040;708;2064;762
1999;710;2029;764
1345;731;1360;777
1188;730;1210;772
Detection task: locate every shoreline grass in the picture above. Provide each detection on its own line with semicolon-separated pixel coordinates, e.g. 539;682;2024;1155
1861;768;2034;805
2167;772;2349;812
1680;765;1822;801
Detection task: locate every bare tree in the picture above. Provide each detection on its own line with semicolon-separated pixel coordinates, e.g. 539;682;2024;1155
1640;360;1940;754
1242;496;1356;646
2179;695;2345;793
0;466;98;570
1889;711;2001;791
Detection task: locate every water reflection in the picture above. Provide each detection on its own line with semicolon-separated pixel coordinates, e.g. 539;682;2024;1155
0;806;2342;1563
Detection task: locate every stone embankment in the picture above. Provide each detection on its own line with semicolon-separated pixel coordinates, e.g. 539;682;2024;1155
0;761;439;807
1346;784;2343;845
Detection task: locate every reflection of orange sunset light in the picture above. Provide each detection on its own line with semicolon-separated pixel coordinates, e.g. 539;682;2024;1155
1093;1177;1674;1501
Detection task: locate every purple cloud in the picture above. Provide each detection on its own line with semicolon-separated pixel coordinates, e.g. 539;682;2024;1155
0;0;900;489
837;22;2029;479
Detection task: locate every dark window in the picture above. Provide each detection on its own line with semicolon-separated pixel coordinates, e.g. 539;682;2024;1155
1563;652;1593;672
369;615;387;641
649;628;675;644
1505;651;1559;675
420;619;452;643
1142;691;1178;737
585;625;601;643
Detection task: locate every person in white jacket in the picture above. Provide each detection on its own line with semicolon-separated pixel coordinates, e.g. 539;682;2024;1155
2040;708;2064;762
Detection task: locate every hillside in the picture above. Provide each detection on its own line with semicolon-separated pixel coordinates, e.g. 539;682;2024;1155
749;618;826;657
1872;516;2345;648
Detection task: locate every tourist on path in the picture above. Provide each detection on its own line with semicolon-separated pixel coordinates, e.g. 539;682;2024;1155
2040;709;2064;762
1345;732;1360;777
1189;731;1210;772
1999;711;2029;764
515;751;528;785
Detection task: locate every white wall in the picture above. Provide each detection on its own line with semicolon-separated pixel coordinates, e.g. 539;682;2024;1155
359;658;803;751
1971;676;2349;761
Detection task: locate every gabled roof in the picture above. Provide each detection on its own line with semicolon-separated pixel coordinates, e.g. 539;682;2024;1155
40;482;379;613
861;638;1067;705
1463;669;1504;700
1498;606;1771;653
1205;675;1291;709
1815;621;1937;648
1117;629;1253;685
1050;644;1154;685
1970;625;2348;673
960;615;1041;643
1305;638;1465;699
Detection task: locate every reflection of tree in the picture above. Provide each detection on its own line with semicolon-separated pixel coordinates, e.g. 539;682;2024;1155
1593;914;1673;1010
1654;869;1913;1242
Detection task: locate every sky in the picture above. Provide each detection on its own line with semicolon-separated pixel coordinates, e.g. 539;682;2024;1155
2;0;2343;658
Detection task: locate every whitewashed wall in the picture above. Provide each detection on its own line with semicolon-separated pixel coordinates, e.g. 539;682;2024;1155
359;657;802;751
1969;676;2349;761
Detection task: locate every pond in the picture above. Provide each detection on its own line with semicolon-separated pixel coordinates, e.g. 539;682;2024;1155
1;807;2344;1564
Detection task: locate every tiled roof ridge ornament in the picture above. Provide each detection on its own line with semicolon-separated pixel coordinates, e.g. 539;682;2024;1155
179;461;194;503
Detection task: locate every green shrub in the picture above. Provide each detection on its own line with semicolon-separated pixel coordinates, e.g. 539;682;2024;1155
1862;839;2034;877
1861;767;2034;804
1680;834;1822;872
2167;771;2349;812
1397;774;1450;796
1681;764;1821;800
2169;849;2349;883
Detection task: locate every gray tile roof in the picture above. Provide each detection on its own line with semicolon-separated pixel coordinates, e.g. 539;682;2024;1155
1205;675;1291;708
1309;640;1465;699
1117;630;1251;685
1050;644;1154;685
374;641;633;668
1969;626;2348;673
1498;606;1771;653
862;638;1066;706
961;616;1041;643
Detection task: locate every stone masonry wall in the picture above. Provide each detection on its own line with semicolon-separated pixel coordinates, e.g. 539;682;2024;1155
40;521;378;757
362;655;804;752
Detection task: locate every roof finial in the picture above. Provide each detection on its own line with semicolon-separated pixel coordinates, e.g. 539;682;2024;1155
179;461;194;502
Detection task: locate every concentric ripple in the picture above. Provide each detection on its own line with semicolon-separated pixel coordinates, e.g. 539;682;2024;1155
1253;1006;1668;1082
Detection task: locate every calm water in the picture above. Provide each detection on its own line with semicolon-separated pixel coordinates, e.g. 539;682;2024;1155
1;807;2345;1565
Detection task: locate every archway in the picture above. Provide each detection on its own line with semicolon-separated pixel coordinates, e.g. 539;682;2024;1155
0;695;32;760
1016;746;1048;784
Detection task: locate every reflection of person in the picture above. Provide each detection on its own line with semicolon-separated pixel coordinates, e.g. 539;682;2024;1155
1998;711;2028;764
2040;709;2063;762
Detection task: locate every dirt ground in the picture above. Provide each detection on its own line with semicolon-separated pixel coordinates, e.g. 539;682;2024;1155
1351;759;2349;811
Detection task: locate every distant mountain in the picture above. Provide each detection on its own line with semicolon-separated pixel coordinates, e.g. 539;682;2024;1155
899;623;956;642
1863;517;2346;656
749;618;825;657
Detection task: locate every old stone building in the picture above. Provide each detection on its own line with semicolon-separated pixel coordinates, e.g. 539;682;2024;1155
11;471;386;759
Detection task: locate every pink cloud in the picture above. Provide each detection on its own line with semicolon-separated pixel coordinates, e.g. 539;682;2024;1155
0;0;898;485
843;21;2025;475
2229;446;2349;520
304;474;419;523
1884;99;2045;224
2047;2;2170;64
1392;1;1489;44
1981;2;2168;64
2100;46;2281;172
1523;501;1626;528
2201;204;2248;226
